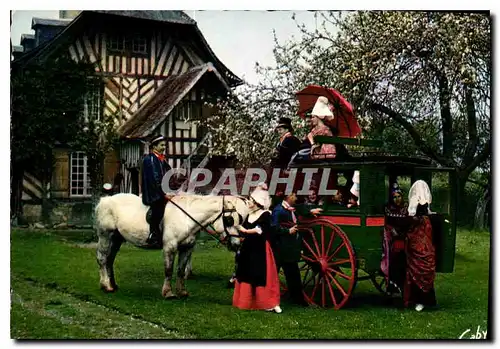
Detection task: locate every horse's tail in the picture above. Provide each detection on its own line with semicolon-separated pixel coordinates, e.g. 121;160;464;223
95;196;117;233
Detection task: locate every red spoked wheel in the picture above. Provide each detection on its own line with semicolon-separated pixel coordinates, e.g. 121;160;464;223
299;218;357;309
370;270;389;295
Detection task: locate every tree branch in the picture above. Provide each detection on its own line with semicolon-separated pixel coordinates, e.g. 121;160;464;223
368;102;454;167
466;178;488;190
422;58;454;158
463;138;491;176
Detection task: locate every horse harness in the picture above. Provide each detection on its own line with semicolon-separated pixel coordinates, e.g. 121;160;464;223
165;195;246;244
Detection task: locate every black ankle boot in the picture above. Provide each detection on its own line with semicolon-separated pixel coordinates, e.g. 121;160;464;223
146;230;162;247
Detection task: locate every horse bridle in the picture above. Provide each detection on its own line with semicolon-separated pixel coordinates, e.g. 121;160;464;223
218;195;246;241
166;195;246;244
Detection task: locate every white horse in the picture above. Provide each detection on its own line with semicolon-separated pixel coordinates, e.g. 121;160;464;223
94;193;249;298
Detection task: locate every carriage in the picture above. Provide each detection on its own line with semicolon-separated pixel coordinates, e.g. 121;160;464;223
95;84;458;305
275;135;458;309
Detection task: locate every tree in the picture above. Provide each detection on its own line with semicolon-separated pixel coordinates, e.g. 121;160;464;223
11;55;96;222
301;12;490;199
315;11;490;217
11;54;119;224
206;11;491;212
192;93;298;167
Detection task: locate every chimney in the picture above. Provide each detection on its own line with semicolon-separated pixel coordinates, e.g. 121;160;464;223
20;34;35;52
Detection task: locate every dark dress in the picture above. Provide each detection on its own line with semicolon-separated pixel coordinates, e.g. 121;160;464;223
235;212;272;286
233;211;280;310
381;202;409;293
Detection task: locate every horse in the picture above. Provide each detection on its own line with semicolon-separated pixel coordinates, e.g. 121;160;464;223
94;193;250;298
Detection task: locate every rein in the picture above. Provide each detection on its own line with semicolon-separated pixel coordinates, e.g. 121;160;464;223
166;195;244;244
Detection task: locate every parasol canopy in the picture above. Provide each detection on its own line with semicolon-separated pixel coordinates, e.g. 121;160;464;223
295;85;361;138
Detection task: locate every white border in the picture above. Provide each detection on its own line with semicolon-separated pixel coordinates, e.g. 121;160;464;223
4;1;497;348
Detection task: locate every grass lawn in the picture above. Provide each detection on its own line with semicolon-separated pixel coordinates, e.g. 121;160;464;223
10;228;490;339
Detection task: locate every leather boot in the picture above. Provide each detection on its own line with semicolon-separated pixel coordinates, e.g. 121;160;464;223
146;227;162;247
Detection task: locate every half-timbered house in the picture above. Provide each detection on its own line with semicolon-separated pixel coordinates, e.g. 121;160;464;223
13;10;242;223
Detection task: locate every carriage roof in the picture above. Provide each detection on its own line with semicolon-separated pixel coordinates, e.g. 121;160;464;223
290;135;455;172
290;154;434;169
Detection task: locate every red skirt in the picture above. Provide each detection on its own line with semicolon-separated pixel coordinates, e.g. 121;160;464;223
404;216;436;307
232;241;280;310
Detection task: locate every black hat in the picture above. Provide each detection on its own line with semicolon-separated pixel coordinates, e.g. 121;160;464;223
275;117;293;131
149;134;166;146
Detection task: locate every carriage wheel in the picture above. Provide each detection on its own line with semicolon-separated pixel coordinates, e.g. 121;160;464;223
299;219;357;309
370;270;389;295
370;270;403;298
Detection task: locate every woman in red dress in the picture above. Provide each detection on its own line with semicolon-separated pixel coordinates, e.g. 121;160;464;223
404;180;437;311
308;96;337;159
232;185;282;313
381;182;409;296
387;180;437;311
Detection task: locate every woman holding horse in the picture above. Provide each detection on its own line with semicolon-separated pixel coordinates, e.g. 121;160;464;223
232;184;282;313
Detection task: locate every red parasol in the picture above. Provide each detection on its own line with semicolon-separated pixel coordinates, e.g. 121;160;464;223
295;85;361;138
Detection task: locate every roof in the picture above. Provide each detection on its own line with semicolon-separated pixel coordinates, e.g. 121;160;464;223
31;17;72;28
119;63;230;139
89;10;196;25
12;11;242;87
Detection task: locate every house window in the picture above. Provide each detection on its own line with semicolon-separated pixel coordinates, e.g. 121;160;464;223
174;101;200;122
70;152;91;197
108;33;148;55
108;34;126;52
84;82;102;122
132;35;147;54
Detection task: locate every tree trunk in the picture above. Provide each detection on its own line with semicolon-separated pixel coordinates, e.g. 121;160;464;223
474;185;491;230
456;172;468;220
474;196;487;229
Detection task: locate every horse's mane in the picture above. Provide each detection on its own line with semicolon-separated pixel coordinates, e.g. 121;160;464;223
169;193;248;212
172;193;248;202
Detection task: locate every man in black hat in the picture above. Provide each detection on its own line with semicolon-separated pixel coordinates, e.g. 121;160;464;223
141;134;172;247
271;117;301;169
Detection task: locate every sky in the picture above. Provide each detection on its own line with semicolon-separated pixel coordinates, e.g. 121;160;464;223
10;10;322;85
